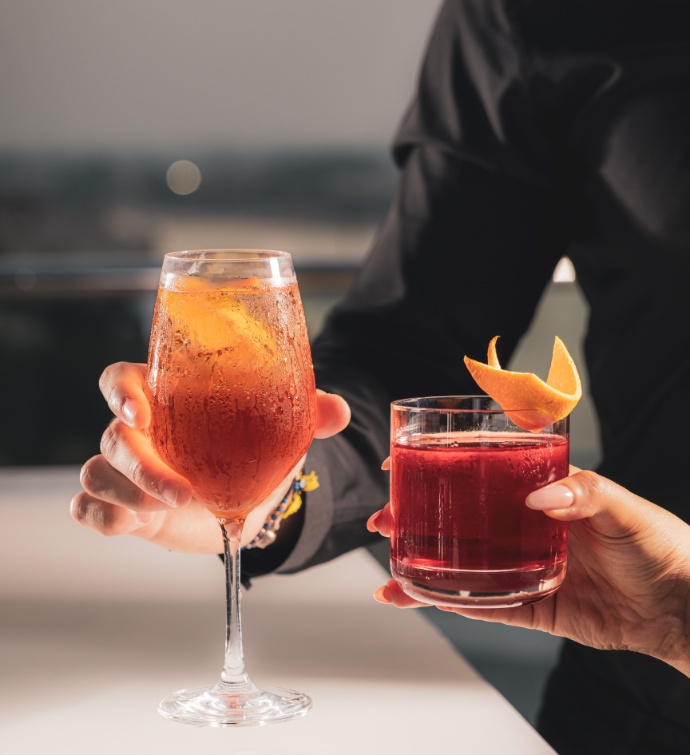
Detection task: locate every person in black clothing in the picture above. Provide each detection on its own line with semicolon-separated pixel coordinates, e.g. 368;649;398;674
73;1;690;752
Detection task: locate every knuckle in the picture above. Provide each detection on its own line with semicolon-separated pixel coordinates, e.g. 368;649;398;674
100;362;128;410
81;453;150;508
572;469;609;501
79;454;112;497
99;514;124;537
79;456;100;493
100;420;123;459
70;492;90;523
71;493;122;536
127;458;149;494
98;364;112;395
99;362;118;397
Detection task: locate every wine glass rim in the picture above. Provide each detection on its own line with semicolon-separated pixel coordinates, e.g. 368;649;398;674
165;249;291;261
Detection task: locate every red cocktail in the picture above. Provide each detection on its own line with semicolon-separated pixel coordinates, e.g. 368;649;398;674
390;396;569;607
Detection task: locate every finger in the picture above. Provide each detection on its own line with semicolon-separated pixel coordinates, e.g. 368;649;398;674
374;579;539;620
70;490;156;537
373;579;427;608
99;420;192;508
439;603;546;631
366;502;392;536
525;483;575;516
314;390;351;439
80;453;181;513
524;465;582;516
99;362;150;429
72;488;224;553
525;469;659;532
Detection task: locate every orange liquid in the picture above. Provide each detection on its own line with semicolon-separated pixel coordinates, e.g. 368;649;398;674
147;276;316;521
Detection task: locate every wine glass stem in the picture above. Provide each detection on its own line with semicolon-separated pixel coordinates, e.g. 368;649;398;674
218;520;253;691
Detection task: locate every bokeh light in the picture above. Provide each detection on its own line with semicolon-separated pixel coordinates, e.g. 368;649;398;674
166;160;202;195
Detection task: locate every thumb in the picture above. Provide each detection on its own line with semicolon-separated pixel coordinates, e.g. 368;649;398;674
314;390;351;439
525;468;661;539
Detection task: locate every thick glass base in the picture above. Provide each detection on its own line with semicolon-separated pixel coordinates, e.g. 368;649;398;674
158;682;312;727
393;560;566;609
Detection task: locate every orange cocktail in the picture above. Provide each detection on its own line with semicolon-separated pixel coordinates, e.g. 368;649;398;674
148;271;315;521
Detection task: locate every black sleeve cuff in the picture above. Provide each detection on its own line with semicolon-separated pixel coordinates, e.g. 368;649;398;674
239;499;307;587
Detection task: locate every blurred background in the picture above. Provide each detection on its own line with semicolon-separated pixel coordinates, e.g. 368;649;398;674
0;0;600;727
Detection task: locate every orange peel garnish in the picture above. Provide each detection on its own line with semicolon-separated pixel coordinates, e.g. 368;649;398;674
464;336;582;432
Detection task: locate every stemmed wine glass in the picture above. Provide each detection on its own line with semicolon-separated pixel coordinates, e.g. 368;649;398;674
146;249;317;726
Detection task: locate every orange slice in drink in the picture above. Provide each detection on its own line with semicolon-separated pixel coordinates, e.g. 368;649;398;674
464;336;582;431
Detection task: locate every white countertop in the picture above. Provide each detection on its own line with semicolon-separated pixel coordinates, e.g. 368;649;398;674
0;466;555;754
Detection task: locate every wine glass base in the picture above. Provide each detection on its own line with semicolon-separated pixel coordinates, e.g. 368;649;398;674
158;685;312;727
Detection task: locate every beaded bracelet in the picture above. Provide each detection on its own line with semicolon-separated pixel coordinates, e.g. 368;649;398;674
243;470;319;550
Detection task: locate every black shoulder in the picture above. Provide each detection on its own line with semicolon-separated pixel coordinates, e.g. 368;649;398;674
509;0;690;56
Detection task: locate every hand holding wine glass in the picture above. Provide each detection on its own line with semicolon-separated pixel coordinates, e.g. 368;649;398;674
73;367;350;554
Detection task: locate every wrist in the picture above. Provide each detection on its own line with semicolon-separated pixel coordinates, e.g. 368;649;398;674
240;458;304;548
648;567;690;678
669;592;690;678
243;469;319;550
241;496;307;579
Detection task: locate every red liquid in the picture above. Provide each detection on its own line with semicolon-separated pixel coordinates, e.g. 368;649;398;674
390;433;568;606
147;279;316;521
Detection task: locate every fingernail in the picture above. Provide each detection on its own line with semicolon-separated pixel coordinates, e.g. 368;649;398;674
526;484;574;510
122;398;138;425
134;512;154;527
366;512;379;532
161;482;183;508
373;586;390;604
